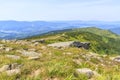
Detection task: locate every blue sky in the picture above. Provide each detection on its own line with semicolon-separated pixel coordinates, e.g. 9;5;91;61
0;0;120;21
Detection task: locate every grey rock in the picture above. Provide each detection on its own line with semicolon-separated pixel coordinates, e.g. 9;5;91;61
6;55;20;60
6;69;21;76
75;68;94;79
0;63;21;73
48;41;74;48
113;56;120;62
70;41;90;49
18;50;41;57
9;63;21;70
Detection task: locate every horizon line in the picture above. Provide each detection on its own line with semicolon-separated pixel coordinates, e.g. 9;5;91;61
0;20;120;22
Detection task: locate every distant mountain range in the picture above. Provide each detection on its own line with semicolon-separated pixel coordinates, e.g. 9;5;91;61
0;20;120;39
109;27;120;34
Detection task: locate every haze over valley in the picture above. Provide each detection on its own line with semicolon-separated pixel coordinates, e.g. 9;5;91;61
0;20;120;39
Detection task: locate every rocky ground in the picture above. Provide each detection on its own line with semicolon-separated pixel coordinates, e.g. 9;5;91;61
0;39;120;80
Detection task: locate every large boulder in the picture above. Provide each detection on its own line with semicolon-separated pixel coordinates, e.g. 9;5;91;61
48;41;74;48
70;41;90;49
48;41;90;49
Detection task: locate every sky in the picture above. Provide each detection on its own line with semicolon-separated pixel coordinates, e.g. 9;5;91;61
0;0;120;21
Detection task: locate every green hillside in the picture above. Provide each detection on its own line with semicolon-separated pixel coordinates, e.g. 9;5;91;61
27;27;120;55
73;27;120;39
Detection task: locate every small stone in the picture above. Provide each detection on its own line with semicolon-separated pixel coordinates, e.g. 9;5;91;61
112;56;120;62
28;56;40;60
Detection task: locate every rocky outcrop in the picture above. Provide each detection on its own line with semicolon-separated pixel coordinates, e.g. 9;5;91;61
70;41;90;49
48;41;74;48
0;63;22;76
48;41;90;49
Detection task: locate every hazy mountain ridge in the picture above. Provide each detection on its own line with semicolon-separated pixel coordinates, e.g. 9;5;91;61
0;20;120;39
109;27;120;34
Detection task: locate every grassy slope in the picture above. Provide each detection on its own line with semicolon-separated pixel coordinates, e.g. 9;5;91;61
74;27;120;39
0;27;120;80
27;27;120;55
0;40;120;80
